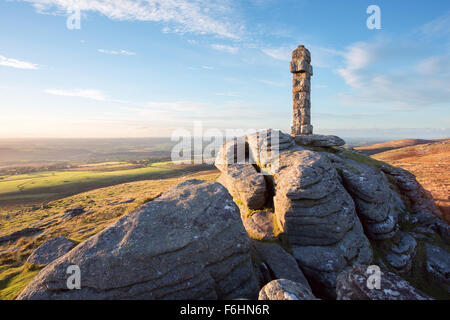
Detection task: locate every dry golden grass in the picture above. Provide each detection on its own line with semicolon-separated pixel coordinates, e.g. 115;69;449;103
370;139;450;223
355;138;444;155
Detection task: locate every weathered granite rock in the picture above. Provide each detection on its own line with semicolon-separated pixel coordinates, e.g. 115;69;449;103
384;232;417;274
294;134;345;147
258;279;318;300
380;164;444;237
424;244;450;293
336;265;432;300
26;237;74;266
273;150;357;246
247;129;296;170
242;211;277;241
332;158;399;240
217;164;267;210
17;180;259;300
293;220;372;299
251;241;310;289
214;138;247;172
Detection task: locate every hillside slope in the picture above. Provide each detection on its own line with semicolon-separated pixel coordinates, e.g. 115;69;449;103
368;139;450;223
355;138;443;156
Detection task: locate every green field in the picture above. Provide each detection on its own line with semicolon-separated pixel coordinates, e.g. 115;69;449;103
0;162;213;206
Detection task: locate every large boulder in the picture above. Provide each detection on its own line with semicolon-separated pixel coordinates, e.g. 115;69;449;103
215;138;267;210
424;244;450;294
258;279;318;300
26;237;75;266
247;129;296;169
251;241;310;289
17;180;259;300
273;150;357;246
293;220;372;299
217;164;267;210
336;265;432;300
242;210;277;241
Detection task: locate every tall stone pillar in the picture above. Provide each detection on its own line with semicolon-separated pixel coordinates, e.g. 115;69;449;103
290;45;313;136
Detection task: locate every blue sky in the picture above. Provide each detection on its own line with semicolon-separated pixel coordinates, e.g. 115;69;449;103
0;0;449;138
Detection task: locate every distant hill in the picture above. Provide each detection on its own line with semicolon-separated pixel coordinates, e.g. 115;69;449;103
362;138;450;223
355;138;445;155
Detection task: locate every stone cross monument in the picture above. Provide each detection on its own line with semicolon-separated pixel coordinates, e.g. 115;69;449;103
290;45;313;136
290;45;346;147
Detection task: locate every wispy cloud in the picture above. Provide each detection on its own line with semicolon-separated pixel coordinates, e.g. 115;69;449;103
23;0;242;39
335;39;450;110
211;44;239;54
45;89;107;101
336;41;381;88
420;11;450;38
416;55;450;75
98;49;136;56
0;55;38;70
261;46;293;61
255;78;286;87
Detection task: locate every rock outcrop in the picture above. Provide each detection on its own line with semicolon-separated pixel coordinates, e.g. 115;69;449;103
258;279;318;300
336;265;432;300
26;237;75;266
330;156;399;240
214;129;449;300
18;180;259;300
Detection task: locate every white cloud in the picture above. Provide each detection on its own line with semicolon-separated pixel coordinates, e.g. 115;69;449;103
420;11;450;37
335;39;450;110
416;55;450;75
211;44;239;54
23;0;242;39
0;55;39;70
98;49;136;55
336;41;380;88
261;46;292;61
256;78;286;87
45;89;107;101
